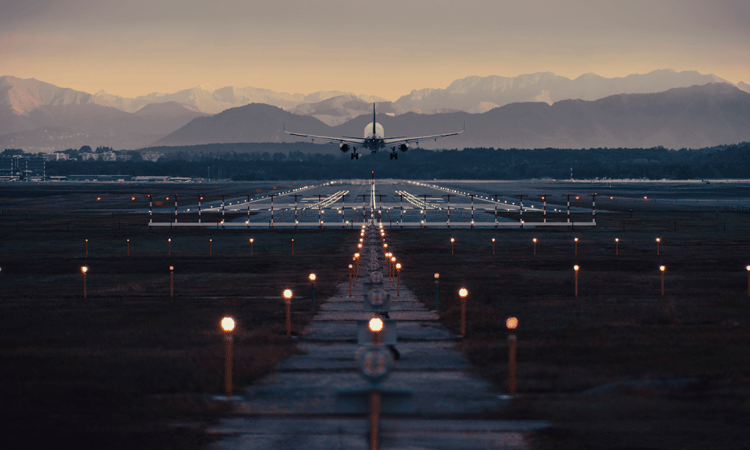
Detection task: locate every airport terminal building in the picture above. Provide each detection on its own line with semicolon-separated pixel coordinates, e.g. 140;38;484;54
0;153;46;181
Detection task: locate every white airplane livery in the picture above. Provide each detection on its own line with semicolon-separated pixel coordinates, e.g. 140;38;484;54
285;104;463;160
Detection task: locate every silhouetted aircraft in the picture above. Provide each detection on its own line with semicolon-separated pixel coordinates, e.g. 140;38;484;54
285;103;463;160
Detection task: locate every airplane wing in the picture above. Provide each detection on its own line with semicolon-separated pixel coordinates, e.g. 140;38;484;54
284;130;363;145
383;123;464;145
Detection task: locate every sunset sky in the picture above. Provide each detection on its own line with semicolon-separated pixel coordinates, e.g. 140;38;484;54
2;0;749;100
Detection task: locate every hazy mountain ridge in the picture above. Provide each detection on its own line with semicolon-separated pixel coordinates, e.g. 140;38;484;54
289;95;425;126
3;71;749;151
0;100;207;151
156;84;750;150
1;76;108;117
95;85;388;114
395;69;732;113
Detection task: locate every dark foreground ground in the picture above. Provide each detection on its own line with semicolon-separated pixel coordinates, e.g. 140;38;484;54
0;182;356;449
1;180;750;449
390;204;750;449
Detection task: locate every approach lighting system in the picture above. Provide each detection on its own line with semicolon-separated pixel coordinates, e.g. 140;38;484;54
506;317;518;330
221;317;235;332
369;317;384;333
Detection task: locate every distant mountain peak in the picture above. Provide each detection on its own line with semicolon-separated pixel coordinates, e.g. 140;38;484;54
395;69;736;113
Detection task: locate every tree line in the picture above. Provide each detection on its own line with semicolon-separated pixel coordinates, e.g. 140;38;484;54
45;142;750;181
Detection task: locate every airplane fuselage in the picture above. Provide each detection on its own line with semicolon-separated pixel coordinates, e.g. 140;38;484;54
363;122;386;151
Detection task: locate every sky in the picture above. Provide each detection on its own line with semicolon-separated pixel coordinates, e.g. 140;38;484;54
2;0;749;101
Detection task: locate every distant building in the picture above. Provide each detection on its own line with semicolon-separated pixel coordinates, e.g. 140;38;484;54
140;152;163;162
101;152;117;161
66;174;133;182
0;155;46;180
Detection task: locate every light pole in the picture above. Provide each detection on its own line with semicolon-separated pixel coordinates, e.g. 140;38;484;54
533;238;537;256
434;273;439;310
349;264;353;297
574;237;578;256
221;317;235;398
209;239;212;256
514;194;526;228
168;238;171;256
539;194;551;223
354;253;360;279
221;194;226;229
574;265;579;297
169;266;174;298
660;266;666;296
390;257;396;286
746;266;750;297
369;317;383;344
450;238;455;255
368;317;384;450
309;273;316;310
396;263;401;297
492;238;496;256
443;194;454;228
506;317;518;396
291;239;294;256
656;237;661;255
81;266;88;298
493;194;502;228
85;239;88;257
283;289;293;337
459;288;468;336
249;238;254;256
615;238;619;256
469;193;475;228
127;239;130;256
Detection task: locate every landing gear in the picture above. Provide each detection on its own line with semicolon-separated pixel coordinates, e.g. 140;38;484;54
351;153;359;160
389;152;398;160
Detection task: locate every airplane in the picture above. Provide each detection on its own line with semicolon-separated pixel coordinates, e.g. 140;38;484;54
285;103;464;160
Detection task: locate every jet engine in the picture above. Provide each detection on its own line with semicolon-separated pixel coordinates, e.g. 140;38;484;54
340;143;350;152
399;143;409;152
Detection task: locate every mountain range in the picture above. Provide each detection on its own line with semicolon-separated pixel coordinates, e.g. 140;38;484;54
1;76;207;150
155;83;750;150
94;84;387;115
2;70;750;151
